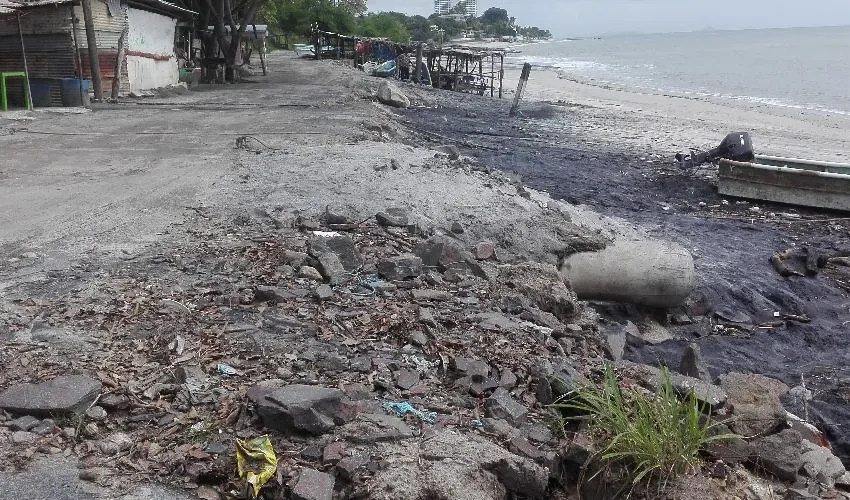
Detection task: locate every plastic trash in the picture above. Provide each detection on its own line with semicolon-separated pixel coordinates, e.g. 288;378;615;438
235;435;278;497
382;401;437;424
217;363;239;376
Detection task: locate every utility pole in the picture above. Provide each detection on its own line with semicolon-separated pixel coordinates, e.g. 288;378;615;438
81;0;103;101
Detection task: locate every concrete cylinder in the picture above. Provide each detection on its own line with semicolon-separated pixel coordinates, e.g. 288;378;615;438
561;240;694;308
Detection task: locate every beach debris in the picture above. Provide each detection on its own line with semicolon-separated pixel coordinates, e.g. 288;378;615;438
236;435;278;497
770;247;828;277
382;401;437;424
217;363;239;376
377;81;410;108
675;131;754;167
509;62;532;117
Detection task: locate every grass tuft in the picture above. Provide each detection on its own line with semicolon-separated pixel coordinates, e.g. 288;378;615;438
554;363;728;493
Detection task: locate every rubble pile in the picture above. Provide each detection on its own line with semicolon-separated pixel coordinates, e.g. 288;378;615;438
0;201;848;499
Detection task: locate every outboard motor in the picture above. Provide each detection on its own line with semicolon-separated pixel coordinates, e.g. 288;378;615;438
676;132;754;167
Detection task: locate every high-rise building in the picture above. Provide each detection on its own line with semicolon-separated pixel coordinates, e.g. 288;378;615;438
434;0;477;17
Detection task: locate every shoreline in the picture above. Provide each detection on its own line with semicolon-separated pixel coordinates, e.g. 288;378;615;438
499;61;850;162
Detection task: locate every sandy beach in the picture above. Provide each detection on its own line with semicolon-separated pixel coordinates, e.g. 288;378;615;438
501;62;850;162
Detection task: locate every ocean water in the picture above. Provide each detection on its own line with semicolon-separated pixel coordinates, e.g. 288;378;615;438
508;26;850;117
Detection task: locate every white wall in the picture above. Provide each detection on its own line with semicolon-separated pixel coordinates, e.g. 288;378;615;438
126;7;178;92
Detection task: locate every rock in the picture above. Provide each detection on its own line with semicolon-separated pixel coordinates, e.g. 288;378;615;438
315;284;334;301
285;250;310;269
482;418;521;439
325;207;352;225
99;432;133;456
409;330;428;347
679;342;712;382
509;437;546;461
97;393;129;410
377;254;422;281
377;80;410;108
0;375;101;416
175;365;206;385
31;418;55;436
340;413;414;443
704;425;751;465
323;442;345;465
475;241;495;260
499;370;518;389
783;489;819;500
375;208;409;227
85;406;107;421
519;308;566;335
336;455;368;480
620;361;726;408
562;432;595;480
414;235;471;271
248;384;344;436
7;415;39;432
486;388;528;427
394;370;419;390
450;222;464;234
11;431;36;444
417;307;438;327
497;263;578;322
298;266;324;281
720;372;789;437
291;468;335;500
630;319;673;345
411;289;450;301
749;429;804;482
452;357;490;379
604;326;626;362
308;233;364;281
83;422;99;437
435;144;460;160
301;445;323;462
366;430;547;499
800;439;846;485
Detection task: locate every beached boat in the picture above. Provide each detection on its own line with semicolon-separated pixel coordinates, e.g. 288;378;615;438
373;60;397;78
718;155;850;211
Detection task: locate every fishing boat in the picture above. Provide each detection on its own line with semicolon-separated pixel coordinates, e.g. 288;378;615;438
718;155;850;211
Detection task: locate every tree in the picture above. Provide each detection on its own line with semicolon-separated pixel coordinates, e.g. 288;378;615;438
357;12;410;43
480;7;508;24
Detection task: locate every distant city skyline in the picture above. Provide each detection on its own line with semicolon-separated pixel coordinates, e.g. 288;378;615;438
365;0;850;38
434;0;477;17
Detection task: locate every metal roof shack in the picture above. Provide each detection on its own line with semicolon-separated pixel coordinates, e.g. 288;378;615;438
0;0;195;107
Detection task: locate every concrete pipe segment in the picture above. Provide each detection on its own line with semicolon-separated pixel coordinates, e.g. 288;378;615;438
560;240;694;309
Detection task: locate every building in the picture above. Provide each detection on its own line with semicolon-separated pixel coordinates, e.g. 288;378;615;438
434;0;476;17
0;0;194;106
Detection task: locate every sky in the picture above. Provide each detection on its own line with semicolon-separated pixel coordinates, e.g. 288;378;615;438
366;0;850;37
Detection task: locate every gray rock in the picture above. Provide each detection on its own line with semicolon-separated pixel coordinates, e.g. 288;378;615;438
549;362;589;398
291;468;335;500
679;342;712;382
509;436;546;461
325;207;352;225
620;361;726;408
519;308;566;335
11;431;36;444
315;284;334;301
749;429;804;482
31;418;55;436
720;372;789;436
704;425;751;465
435;145;460;160
340;413;414;443
336;455;368;480
376;81;410;108
499;370;518;389
450;222;464;234
308;233;363;281
85;406;107;421
417;307;438;327
248;384;344;436
323;441;345;465
0;375;101;416
366;430;547;499
452;357;490;379
604;327;626;362
394;370;419;390
414;235;471;271
375;208;409;227
301;445;323;462
411;289;451;301
298;266;324;281
377;254;422;281
285;250;310;269
800;439;846;485
7;415;39;432
497;262;578;322
409;330;428;347
486;388;528;427
475;241;495;260
481;418;521;439
97;393;128;410
630;319;673;345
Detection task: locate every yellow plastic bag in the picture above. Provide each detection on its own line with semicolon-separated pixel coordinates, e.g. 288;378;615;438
235;435;278;497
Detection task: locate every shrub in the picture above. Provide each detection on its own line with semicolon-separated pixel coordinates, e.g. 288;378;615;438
554;364;728;493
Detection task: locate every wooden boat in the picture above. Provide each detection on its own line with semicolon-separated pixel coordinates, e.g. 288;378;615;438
718;155;850;211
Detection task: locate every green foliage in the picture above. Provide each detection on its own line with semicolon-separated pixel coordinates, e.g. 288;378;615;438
554;364;728;490
480;7;509;24
519;26;552;40
263;0;357;36
358;13;410;43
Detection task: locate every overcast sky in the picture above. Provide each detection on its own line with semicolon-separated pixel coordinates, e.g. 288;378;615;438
366;0;850;37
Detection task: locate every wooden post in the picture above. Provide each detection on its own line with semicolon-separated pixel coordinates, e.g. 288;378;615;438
509;62;531;117
81;0;103;101
111;24;126;99
415;42;423;85
15;13;32;109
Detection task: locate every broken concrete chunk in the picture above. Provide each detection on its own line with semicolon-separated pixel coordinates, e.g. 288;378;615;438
375;208;409;227
377;80;410;108
308;233;363;281
452;357;490;379
486;388;527;427
248;384;344;436
0;375;101;416
679;343;712;382
749;429;803;482
394;370;420;390
291;468;335;500
377;254;422;281
497;262;579;322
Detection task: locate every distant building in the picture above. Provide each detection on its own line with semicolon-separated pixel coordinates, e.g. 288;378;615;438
434;0;477;17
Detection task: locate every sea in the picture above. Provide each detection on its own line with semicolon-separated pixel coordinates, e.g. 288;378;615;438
507;25;850;118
